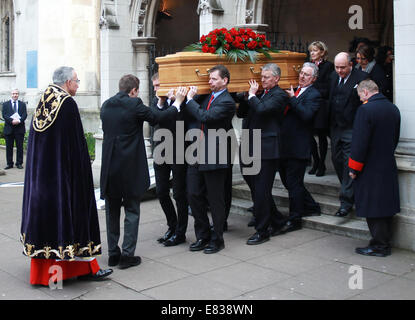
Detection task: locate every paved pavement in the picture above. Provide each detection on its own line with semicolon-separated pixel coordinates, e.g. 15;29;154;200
1;147;415;302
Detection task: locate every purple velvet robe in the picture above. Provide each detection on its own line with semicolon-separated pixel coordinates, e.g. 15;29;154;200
20;85;101;260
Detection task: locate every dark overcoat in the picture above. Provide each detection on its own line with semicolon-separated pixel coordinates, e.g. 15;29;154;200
348;93;401;218
312;60;334;130
100;92;177;199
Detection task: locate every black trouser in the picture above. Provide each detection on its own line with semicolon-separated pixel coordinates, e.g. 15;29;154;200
187;165;227;244
366;217;394;250
5;132;24;166
224;164;233;221
279;158;321;221
330;127;354;211
310;129;328;168
253;159;285;236
241;160;255;215
105;196;141;257
154;163;188;237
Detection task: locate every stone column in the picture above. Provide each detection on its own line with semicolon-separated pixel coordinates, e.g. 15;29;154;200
131;37;157;158
392;0;415;251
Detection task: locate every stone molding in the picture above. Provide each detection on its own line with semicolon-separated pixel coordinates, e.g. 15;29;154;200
197;0;224;15
99;0;120;29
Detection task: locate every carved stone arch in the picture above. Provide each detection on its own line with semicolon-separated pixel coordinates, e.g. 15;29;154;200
130;0;161;38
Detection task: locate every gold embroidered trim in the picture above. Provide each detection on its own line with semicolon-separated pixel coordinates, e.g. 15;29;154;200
20;233;102;261
32;84;71;132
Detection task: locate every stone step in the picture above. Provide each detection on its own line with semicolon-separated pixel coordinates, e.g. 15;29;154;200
302;215;370;241
229;193;371;241
274;173;340;198
232;183;364;221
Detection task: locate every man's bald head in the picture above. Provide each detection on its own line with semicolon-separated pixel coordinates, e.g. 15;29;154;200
334;52;353;79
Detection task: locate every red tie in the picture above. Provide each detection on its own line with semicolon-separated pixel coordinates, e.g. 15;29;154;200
201;94;214;138
284;87;301;115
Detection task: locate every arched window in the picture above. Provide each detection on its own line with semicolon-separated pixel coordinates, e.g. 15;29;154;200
1;0;14;72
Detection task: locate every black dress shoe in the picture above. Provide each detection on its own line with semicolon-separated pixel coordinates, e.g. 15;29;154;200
157;229;175;243
16;165;23;169
4;165;12;170
355;246;391;257
108;254;121;266
203;241;225;254
315;164;326;177
118;255;142;269
246;232;269;245
280;220;302;233
269;224;286;237
247;216;256;227
78;268;113;281
189;239;210;251
308;164;318;175
335;208;350;217
164;234;186;247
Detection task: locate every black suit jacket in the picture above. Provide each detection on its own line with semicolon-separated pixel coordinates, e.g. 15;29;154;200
280;86;322;159
328;68;369;129
100;92;178;199
357;63;388;97
184;89;235;171
236;85;288;160
2;100;27;135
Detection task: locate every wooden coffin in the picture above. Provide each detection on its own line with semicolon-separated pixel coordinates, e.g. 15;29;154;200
155;51;307;96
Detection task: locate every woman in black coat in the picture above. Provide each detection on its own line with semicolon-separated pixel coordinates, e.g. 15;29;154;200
355;45;388;97
307;41;334;176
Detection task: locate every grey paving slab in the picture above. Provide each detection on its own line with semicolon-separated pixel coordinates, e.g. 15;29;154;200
275;262;395;300
402;270;415;281
155;250;240;275
350;277;415;300
200;261;292;292
235;284;315;300
112;259;191;292
270;228;330;249
218;237;286;261
246;248;333;276
78;281;153;300
141;275;243;300
292;234;364;262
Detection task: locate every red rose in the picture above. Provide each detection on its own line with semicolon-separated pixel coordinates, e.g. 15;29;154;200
247;41;257;50
200;35;207;43
230;28;239;36
209;46;216;53
211;36;218;46
202;44;209;53
224;44;230;51
225;32;233;42
265;40;271;48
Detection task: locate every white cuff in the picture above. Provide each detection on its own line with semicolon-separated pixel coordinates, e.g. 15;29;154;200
172;101;181;112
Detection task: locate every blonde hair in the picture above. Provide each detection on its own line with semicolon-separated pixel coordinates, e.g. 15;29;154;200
308;41;329;60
